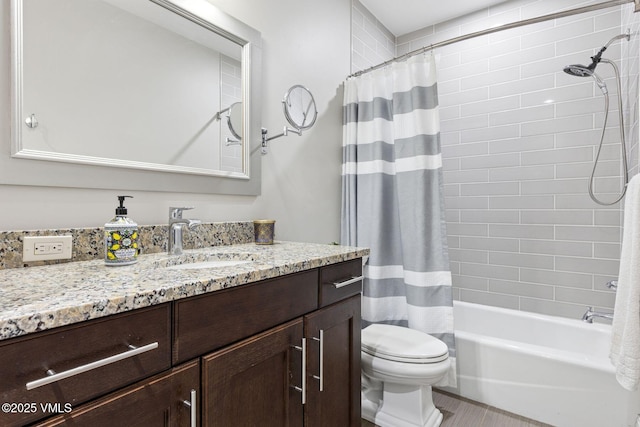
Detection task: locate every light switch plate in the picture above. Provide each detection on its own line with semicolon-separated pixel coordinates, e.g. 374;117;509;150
23;235;73;261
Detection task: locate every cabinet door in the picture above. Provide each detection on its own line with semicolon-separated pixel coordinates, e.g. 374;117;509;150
201;318;304;427
0;304;171;427
304;294;361;427
36;360;199;427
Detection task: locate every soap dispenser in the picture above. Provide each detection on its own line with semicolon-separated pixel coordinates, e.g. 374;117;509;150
105;195;139;266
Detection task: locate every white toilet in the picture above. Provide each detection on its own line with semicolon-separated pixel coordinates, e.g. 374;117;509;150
361;324;451;427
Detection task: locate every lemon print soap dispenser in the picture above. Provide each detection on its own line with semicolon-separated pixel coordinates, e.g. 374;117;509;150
105;195;139;266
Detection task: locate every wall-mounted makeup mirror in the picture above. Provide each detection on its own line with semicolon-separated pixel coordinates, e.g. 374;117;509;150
5;0;263;196
284;85;318;131
261;85;317;154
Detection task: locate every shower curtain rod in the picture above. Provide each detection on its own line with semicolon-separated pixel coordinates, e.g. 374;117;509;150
348;0;639;78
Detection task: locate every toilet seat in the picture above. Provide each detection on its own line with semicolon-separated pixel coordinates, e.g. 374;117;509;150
362;324;449;363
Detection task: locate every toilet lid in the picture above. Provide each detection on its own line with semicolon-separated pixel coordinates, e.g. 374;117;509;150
361;324;449;363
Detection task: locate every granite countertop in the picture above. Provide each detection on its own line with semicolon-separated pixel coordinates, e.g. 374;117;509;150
0;241;369;342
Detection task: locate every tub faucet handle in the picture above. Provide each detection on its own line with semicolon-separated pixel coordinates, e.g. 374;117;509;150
606;280;618;290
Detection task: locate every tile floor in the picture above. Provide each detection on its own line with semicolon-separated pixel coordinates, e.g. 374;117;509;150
361;389;553;427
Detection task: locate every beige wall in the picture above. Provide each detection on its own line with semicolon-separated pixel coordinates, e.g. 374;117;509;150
0;0;350;244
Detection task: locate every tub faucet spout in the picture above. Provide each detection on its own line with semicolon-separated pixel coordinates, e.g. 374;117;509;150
581;306;614;323
168;207;202;255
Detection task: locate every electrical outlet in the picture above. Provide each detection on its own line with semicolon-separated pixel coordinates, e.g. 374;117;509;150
23;236;72;261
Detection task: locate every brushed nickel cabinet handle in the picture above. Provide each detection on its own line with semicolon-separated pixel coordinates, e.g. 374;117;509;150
312;329;324;391
332;275;363;289
291;338;306;404
182;389;197;427
26;342;159;390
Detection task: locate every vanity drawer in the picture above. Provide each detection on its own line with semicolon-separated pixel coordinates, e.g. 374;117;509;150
319;259;363;307
0;304;171;427
174;269;318;364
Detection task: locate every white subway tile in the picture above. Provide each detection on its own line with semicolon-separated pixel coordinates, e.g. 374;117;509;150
460;210;520;224
444;169;489;184
490;104;554;126
461;95;520;117
520;268;593;289
521;146;593;166
489;251;554;269
555;194;620;210
441;87;488;107
555;286;616;308
489;224;555;239
521;83;594;108
521;18;594;50
489;44;555;71
449;248;489;264
445;196;489;210
489;195;555;209
489;135;554;154
489;165;554;182
522;115;595;137
442;141;488;158
520;239;593;257
441;114;488;133
594;242;621;259
488;279;555;299
556;161;621;179
460;236;519;252
521;210;593;225
594;210;622;226
459;290;519;310
521;178;587;195
452;275;488;291
490;74;554;99
555;225;621;242
460;124;520;144
447;222;489;237
460;181;519;196
459;262;520;280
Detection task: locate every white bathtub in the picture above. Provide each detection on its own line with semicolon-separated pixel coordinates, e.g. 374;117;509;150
441;301;640;427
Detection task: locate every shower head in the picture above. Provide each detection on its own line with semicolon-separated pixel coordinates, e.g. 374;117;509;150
563;64;608;94
562;32;630;92
563;63;595;77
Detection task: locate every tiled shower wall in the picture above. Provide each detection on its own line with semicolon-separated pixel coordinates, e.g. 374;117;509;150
352;0;640;319
351;0;395;73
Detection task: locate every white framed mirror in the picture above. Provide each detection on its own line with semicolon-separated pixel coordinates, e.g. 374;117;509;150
7;0;263;195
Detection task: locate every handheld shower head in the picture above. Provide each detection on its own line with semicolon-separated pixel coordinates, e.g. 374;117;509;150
561;32;630;206
562;31;630;92
563;64;595;77
563;64;608;94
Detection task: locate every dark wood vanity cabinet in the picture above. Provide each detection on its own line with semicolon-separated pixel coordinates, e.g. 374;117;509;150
0;304;172;427
1;258;362;427
197;260;362;427
304;294;361;427
202;319;305;426
36;360;200;427
199;294;361;427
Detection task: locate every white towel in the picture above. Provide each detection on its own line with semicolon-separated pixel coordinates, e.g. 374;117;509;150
610;174;640;391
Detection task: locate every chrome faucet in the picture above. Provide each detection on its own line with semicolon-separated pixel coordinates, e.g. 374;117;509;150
168;207;202;255
581;306;614;323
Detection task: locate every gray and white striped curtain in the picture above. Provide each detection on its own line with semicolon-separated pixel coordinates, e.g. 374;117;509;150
341;54;455;386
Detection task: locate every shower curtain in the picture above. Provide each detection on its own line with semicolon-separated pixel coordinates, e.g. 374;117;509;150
341;54;455;386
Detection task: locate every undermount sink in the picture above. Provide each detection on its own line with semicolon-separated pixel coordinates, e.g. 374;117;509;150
151;252;256;271
165;259;252;270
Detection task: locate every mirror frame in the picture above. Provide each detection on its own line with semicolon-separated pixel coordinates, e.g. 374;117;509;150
6;0;263;196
